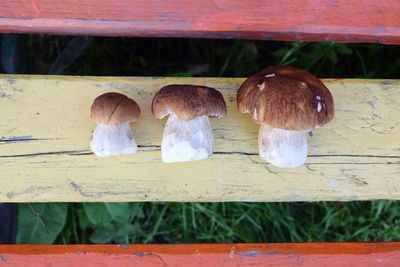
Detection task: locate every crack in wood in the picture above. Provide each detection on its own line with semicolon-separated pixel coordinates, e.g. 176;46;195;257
214;151;257;156
1;148;400;162
69;181;91;197
0;136;54;144
216;152;400;159
308;154;400;159
0;150;90;158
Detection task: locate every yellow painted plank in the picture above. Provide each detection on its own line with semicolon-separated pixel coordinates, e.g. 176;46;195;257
0;75;399;202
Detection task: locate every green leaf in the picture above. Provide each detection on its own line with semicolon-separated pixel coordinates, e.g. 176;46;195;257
90;225;116;244
271;47;288;58
83;203;113;226
17;203;68;244
105;203;132;223
132;203;145;219
335;44;353;55
280;42;308;64
77;208;91;229
113;223;138;244
83;203;133;226
49;36;91;74
325;49;338;64
90;221;140;244
169;71;192;77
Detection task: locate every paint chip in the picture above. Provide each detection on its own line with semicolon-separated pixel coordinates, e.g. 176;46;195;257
134;252;146;257
236;250;261;256
341;189;350;195
329;179;338;188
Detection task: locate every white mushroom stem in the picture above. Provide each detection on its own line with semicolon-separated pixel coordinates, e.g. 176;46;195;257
90;123;137;157
161;114;213;163
258;123;308;168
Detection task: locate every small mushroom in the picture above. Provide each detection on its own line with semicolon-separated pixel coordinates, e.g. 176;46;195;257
237;66;334;168
152;85;227;163
90;92;141;157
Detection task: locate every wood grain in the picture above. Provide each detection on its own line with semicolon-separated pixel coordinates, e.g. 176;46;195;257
0;243;399;266
0;1;400;44
0;76;399;202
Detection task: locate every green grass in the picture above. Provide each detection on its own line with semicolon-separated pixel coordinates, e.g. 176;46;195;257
14;36;400;78
52;201;399;244
2;35;399;244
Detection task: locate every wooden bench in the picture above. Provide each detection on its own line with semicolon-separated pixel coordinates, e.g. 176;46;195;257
0;0;400;266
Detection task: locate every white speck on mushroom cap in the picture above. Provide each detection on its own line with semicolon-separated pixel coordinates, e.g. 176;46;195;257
316;95;323;112
265;73;275;78
317;102;322;112
252;108;258;120
257;82;266;91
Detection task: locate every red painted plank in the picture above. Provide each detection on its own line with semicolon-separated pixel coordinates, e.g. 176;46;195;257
0;243;399;266
0;1;400;44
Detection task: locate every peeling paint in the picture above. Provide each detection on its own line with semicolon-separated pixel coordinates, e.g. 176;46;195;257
6;79;16;85
235;250;281;257
329;179;338;188
341;189;350;195
235;250;260;256
70;182;91;198
134;252;146;257
231;198;257;202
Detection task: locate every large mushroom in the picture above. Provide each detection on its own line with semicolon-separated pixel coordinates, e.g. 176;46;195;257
152;84;227;163
90;92;141;157
237;65;334;168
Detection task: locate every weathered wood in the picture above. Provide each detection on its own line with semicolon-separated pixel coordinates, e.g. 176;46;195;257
0;76;399;202
0;243;399;266
0;1;400;44
0;204;18;244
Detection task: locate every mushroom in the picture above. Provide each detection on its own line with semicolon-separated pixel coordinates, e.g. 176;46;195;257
237;65;334;168
90;92;141;157
152;85;227;163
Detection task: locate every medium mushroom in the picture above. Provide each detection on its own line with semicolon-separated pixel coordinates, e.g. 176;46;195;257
90;92;141;157
152;84;227;163
237;65;334;168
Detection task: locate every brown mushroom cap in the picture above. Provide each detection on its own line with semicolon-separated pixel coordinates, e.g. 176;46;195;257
237;65;334;131
152;85;227;120
91;92;141;125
